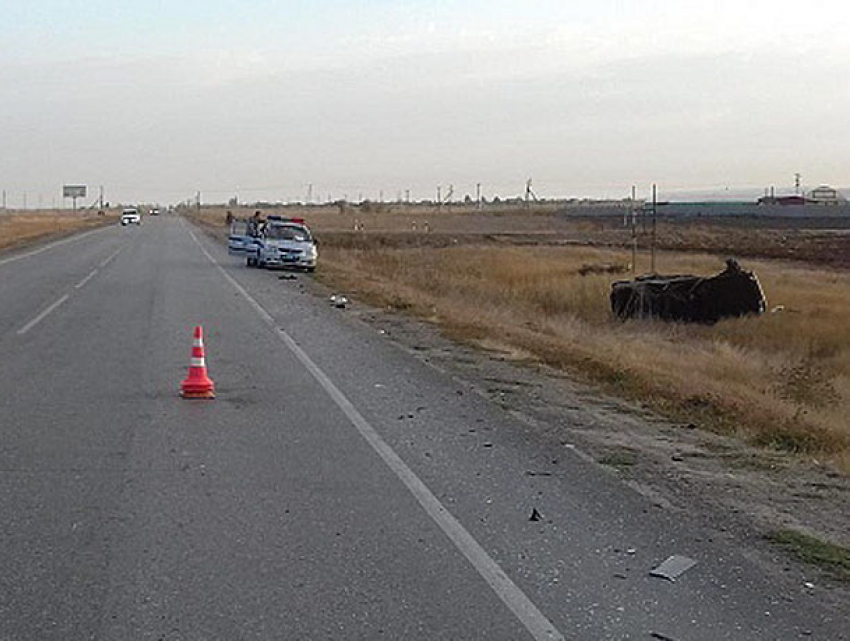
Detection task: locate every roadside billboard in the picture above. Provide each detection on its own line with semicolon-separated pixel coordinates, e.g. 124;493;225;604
63;185;87;199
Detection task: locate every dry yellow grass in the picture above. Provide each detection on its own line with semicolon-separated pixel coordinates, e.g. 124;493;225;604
0;210;118;253
317;243;850;467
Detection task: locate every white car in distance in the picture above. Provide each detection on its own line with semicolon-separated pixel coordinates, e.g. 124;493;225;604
121;208;141;226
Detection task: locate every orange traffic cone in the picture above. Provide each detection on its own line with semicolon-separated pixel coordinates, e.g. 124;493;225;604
180;326;216;399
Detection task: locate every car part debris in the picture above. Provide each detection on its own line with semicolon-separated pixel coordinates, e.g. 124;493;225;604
529;508;542;522
650;632;679;641
649;555;697;582
611;258;766;323
578;262;629;276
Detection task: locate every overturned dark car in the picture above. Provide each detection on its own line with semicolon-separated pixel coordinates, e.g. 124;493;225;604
611;259;766;324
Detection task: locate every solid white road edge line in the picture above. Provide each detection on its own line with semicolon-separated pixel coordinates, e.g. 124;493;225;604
187;227;565;641
0;224;113;269
17;294;70;335
74;269;99;289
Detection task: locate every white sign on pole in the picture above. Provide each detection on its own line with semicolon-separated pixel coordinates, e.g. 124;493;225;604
63;185;87;199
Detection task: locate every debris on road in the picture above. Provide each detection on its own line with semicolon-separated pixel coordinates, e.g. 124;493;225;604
529;508;542;522
649;631;680;641
611;258;766;323
329;294;349;308
650;555;697;582
278;274;297;280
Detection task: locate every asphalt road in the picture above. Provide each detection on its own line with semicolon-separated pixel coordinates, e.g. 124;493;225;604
0;214;845;640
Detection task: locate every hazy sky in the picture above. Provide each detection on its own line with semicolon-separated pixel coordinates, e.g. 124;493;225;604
2;0;849;205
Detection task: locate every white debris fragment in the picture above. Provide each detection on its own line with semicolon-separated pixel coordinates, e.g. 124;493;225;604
650;555;697;582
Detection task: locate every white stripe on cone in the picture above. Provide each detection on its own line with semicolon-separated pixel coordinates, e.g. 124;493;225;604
190;357;206;367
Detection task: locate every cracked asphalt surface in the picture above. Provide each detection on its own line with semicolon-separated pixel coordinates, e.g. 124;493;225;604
0;213;845;639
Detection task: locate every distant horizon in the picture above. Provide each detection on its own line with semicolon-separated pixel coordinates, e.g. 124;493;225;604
3;183;848;210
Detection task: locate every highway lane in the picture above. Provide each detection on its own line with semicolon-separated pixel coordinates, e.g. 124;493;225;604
0;213;846;639
0;223;126;336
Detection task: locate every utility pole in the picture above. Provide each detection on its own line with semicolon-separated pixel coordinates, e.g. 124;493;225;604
23;192;27;210
631;185;637;277
196;191;201;213
99;185;104;211
794;173;801;196
650;184;658;273
476;182;482;209
524;178;538;208
437;186;441;211
2;189;6;210
307;183;313;204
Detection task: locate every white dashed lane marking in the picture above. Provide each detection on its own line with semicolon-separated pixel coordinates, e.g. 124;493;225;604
17;295;70;336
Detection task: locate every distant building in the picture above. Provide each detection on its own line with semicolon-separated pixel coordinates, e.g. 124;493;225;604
808;185;845;205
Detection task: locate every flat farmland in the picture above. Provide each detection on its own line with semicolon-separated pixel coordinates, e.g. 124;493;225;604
0;209;119;253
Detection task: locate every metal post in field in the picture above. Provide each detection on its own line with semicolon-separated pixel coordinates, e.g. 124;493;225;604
631;185;637;277
650;183;657;273
476;182;481;209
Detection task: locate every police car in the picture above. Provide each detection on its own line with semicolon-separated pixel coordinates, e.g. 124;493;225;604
245;217;317;272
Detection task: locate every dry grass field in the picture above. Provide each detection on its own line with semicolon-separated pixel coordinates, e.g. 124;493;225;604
0;209;118;253
318;244;850;467
199;202;850;268
190;204;850;471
